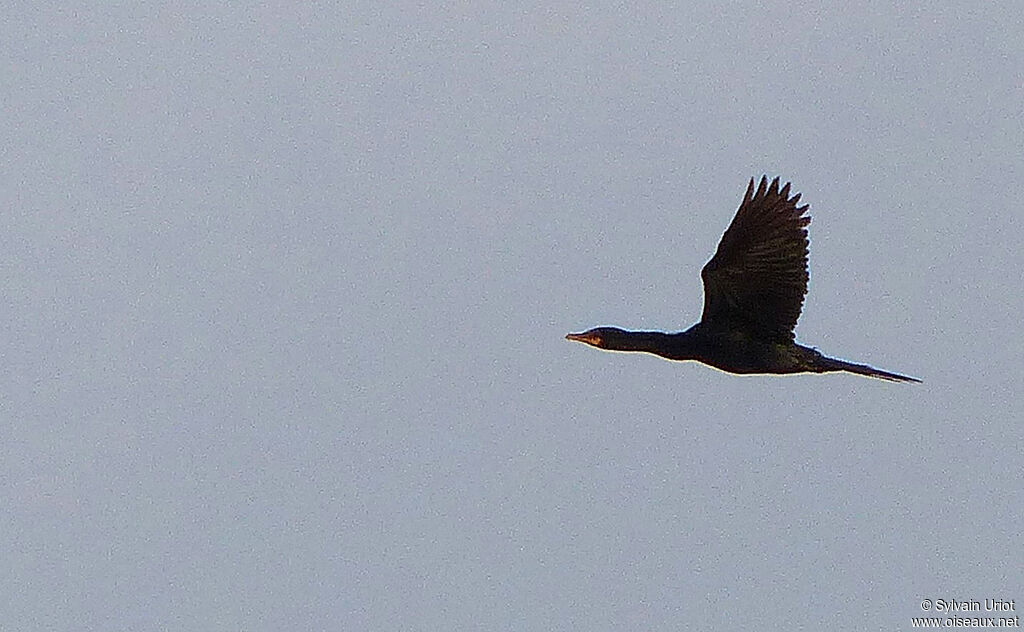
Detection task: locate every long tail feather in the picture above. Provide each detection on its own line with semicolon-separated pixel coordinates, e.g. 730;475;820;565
817;356;921;383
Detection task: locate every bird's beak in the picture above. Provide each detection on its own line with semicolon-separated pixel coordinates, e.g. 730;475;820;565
565;332;587;343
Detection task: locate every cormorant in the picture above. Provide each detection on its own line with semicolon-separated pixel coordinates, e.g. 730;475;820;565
567;176;920;383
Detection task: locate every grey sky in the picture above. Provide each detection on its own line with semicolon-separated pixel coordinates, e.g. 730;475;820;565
2;3;1021;630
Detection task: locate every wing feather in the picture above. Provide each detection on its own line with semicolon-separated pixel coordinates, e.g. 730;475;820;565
699;176;810;342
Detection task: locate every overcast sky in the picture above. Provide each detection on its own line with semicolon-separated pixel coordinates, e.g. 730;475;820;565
2;3;1022;630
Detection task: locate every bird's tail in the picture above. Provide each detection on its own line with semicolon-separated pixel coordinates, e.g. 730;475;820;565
815;355;921;383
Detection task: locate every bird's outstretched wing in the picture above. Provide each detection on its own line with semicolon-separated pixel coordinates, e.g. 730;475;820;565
699;176;810;342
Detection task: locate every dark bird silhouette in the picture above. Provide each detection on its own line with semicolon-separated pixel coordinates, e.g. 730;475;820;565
567;176;920;383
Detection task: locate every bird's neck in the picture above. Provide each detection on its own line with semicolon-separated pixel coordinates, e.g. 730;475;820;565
609;330;698;361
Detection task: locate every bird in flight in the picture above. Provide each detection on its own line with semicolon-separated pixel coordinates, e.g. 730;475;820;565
567;176;920;383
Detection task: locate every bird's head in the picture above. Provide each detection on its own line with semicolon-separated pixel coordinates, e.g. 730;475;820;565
565;327;630;350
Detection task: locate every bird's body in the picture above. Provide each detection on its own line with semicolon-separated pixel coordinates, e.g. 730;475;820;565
567;176;919;383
